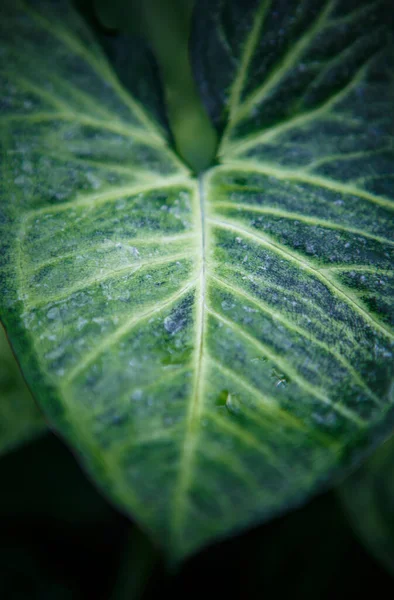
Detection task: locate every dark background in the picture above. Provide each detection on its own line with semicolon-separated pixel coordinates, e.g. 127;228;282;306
0;433;392;599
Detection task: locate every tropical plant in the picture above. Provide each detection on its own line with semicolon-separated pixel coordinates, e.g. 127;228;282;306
0;0;393;595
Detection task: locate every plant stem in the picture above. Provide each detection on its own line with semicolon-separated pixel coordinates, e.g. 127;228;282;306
95;0;218;172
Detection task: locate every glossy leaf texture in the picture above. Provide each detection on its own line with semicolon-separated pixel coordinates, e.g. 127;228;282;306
0;0;393;562
340;433;394;575
0;325;46;456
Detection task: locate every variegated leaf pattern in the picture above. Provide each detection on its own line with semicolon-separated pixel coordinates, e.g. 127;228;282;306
0;0;393;561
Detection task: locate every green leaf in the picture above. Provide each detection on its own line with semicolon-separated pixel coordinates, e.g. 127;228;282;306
0;0;393;562
339;433;394;575
95;0;218;171
0;324;46;456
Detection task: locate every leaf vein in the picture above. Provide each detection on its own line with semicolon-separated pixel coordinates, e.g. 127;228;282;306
209;272;381;405
64;279;197;385
209;217;394;341
210;355;339;450
213;201;393;245
208;307;365;426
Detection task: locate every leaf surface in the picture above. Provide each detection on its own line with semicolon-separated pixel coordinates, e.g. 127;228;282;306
0;0;393;561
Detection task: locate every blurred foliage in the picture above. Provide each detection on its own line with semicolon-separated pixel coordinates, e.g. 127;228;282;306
0;325;46;456
340;433;394;576
0;430;115;526
0;434;126;599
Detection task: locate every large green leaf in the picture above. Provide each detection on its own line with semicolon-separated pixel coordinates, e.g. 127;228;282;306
340;432;394;575
0;324;45;456
0;0;393;561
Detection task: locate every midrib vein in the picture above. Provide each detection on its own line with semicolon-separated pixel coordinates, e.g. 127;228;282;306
170;175;207;551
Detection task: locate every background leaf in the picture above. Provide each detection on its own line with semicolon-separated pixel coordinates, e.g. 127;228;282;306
0;431;115;525
0;325;46;456
0;0;393;562
340;432;394;575
0;434;127;599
